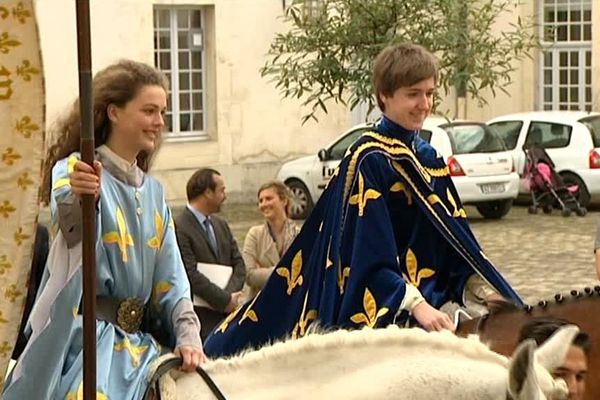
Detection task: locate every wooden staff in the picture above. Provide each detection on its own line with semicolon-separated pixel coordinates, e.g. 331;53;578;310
75;1;96;399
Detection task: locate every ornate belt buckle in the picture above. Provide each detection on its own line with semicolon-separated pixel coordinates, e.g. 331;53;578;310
116;297;144;333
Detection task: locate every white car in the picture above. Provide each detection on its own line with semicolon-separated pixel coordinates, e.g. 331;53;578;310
487;111;600;206
277;118;519;219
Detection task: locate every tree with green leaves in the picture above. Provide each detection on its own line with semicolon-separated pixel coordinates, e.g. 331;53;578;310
261;0;540;123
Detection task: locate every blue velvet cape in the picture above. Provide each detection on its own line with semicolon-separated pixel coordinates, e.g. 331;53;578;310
204;116;522;358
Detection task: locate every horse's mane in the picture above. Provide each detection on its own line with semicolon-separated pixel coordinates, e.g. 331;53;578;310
203;325;508;374
487;286;600;317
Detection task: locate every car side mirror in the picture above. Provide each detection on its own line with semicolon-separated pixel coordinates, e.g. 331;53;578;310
317;148;329;161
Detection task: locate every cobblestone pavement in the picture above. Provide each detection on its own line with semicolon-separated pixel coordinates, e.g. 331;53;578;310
218;203;600;305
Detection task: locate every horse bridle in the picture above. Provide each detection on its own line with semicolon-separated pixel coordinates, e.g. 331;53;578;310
145;357;227;400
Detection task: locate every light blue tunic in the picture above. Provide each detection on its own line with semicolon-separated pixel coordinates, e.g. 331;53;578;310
4;152;192;399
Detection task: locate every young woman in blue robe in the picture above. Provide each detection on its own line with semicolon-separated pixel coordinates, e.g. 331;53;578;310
3;60;205;399
204;43;523;358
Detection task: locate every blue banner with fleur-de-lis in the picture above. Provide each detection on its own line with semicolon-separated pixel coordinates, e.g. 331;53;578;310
204;116;522;358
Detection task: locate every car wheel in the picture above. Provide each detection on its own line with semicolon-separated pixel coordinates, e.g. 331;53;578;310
559;172;590;207
285;180;314;220
475;199;513;219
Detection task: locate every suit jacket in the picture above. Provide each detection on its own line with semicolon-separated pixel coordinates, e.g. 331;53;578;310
174;208;245;313
242;220;299;300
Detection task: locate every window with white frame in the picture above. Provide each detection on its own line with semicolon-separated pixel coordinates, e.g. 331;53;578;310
539;0;592;111
154;7;207;138
282;0;323;15
303;0;323;18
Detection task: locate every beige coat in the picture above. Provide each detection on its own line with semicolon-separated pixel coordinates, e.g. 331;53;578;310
242;220;299;300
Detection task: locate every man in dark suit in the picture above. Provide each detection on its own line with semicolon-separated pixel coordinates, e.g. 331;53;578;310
175;168;245;340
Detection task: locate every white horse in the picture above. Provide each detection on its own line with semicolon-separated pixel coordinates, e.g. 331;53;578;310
150;325;577;400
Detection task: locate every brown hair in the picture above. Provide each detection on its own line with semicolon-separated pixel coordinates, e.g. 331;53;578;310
372;43;438;112
186;168;221;202
41;59;169;204
518;317;591;356
257;181;292;217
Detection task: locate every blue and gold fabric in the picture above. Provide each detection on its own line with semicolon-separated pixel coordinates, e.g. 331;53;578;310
3;152;192;399
204;116;522;358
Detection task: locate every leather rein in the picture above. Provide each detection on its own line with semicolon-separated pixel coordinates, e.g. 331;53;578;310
145;357;227;400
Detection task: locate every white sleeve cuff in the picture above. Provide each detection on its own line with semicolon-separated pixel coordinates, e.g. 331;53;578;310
399;283;425;312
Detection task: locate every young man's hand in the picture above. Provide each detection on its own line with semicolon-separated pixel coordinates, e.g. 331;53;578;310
412;301;455;332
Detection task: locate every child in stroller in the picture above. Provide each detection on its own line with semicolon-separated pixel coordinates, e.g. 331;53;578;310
523;146;587;217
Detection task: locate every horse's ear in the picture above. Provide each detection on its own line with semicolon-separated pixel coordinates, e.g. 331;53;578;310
508;340;541;400
535;325;579;371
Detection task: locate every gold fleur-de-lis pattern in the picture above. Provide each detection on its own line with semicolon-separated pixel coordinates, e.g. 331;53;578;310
114;337;149;368
337;265;350;294
0;311;9;324
0;200;16;217
350;288;389;328
348;172;381;216
0;0;44;386
0;255;11;275
238;292;260;325
151;280;173;306
0;341;11;358
1;147;22;165
65;382;109;400
276;249;304;295
52;154;78;191
0;66;12;101
102;207;135;263
215;305;242;334
16;171;33;189
402;248;435;287
0;3;32;24
390;181;413;205
13;226;29;245
147;210;164;250
446;188;467;218
14;115;39;138
427;189;466;219
15;59;38;81
291;292;317;339
0;31;20;54
4;284;22;302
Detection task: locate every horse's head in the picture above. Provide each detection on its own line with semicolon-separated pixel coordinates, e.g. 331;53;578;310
508;325;578;400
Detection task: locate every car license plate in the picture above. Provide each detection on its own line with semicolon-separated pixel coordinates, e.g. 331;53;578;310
480;183;505;194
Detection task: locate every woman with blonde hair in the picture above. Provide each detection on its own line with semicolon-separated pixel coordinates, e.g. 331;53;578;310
242;181;300;300
4;60;204;399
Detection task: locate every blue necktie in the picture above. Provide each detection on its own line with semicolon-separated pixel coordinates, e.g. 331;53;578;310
203;218;218;256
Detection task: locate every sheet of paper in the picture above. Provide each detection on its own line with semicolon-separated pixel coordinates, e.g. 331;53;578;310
192;262;233;309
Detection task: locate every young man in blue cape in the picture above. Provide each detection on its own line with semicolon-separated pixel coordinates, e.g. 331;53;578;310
204;43;523;357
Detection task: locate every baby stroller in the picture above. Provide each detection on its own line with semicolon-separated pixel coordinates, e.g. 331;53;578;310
523;146;587;217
